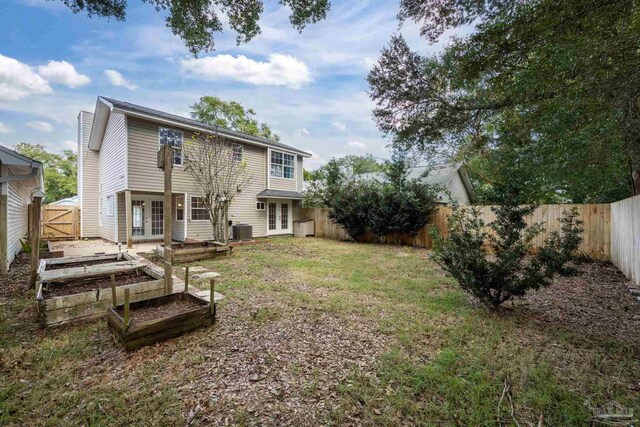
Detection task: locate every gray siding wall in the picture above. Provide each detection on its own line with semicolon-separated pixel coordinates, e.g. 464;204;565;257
79;111;100;237
98;112;127;241
5;169;35;269
126;117;277;239
447;173;471;205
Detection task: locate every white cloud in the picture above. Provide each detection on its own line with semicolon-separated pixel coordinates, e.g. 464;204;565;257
332;121;346;131
303;149;326;171
347;140;367;151
26;121;55;133
60;140;77;152
0;121;12;134
180;54;312;88
294;127;311;137
0;54;52;101
104;69;138;90
37;61;91;88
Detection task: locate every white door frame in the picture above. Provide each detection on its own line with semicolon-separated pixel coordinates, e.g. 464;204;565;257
131;194;165;240
266;199;293;236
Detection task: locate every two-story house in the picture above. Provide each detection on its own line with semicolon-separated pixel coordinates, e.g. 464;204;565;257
78;97;310;246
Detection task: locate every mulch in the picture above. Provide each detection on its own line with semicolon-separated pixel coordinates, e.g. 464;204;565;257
42;271;156;298
121;298;203;325
514;261;640;353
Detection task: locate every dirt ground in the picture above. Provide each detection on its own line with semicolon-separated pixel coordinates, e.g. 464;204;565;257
1;239;639;425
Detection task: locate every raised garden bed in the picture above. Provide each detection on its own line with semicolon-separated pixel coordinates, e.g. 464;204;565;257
107;291;215;351
156;240;231;263
38;252;137;273
36;265;165;327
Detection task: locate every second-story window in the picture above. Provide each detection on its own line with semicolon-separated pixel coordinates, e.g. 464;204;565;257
270;151;294;179
233;144;243;162
159;127;183;165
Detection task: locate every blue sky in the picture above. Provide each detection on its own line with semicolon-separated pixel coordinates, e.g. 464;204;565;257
0;0;462;169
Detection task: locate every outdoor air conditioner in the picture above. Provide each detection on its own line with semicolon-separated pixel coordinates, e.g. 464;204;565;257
232;224;253;241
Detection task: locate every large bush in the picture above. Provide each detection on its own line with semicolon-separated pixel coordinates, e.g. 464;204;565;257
310;157;440;241
430;198;584;310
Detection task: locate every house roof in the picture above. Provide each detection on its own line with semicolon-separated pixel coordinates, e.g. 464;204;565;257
89;96;311;157
0;145;45;193
360;163;476;202
257;189;304;200
50;195;79;206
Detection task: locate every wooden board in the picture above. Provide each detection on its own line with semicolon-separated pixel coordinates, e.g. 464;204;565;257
107;292;214;351
36;265;165;327
38;260;146;282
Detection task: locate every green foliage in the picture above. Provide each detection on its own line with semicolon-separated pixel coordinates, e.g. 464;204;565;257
15;143;76;204
55;0;330;55
431;194;584;309
190;96;279;141
304;154;385;182
369;0;640;202
317;156;439;241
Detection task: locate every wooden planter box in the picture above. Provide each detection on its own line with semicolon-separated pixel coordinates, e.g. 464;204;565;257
36;265;164;327
107;292;215;351
156;241;231;263
38;252;138;275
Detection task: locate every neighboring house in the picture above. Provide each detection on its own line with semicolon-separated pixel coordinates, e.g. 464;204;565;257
0;145;45;274
360;163;475;205
50;195;78;206
78;97;311;244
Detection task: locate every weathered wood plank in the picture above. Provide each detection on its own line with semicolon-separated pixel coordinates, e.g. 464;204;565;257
39;261;143;282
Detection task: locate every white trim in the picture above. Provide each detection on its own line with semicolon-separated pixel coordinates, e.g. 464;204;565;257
79;110;84;238
266;147;271;189
183;192;188;238
269;150;295;180
114;193;118;242
111;107;310;157
189;196;209;222
266;199;293;236
175;195;185;222
256;201;266;210
124;115;129;190
158;126;184;167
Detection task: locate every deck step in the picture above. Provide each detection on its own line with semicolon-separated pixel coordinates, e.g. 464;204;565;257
194;290;225;302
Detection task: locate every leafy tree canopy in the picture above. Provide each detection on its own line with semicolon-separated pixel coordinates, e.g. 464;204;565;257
55;0;331;55
369;0;640;202
304;154;384;181
190;96;280;141
15;143;76;204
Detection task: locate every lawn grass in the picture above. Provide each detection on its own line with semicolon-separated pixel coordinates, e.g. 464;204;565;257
1;237;638;425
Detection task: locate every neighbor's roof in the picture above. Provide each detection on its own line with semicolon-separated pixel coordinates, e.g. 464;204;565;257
257;189;304;200
90;96;311;157
360;163;475;201
50;195;79;206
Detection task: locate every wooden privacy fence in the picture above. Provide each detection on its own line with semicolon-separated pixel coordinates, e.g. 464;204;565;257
301;203;612;261
610;195;640;286
38;204;81;241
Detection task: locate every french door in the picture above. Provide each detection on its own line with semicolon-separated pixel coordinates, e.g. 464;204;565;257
131;196;164;240
266;199;292;235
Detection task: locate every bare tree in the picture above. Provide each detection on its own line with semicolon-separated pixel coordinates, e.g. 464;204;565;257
185;132;253;243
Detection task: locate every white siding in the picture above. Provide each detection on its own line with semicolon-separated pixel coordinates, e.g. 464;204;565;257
98;112;127;241
127;117;270;238
79;111;100;237
5;169;35;269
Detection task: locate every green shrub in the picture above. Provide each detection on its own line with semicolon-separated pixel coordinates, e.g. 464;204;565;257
430;201;584;310
318;156;439;241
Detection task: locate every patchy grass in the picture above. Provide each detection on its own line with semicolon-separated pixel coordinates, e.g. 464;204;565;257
1;238;639;425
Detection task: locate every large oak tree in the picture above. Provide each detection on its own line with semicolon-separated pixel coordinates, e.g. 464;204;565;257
369;0;640;202
55;0;331;55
